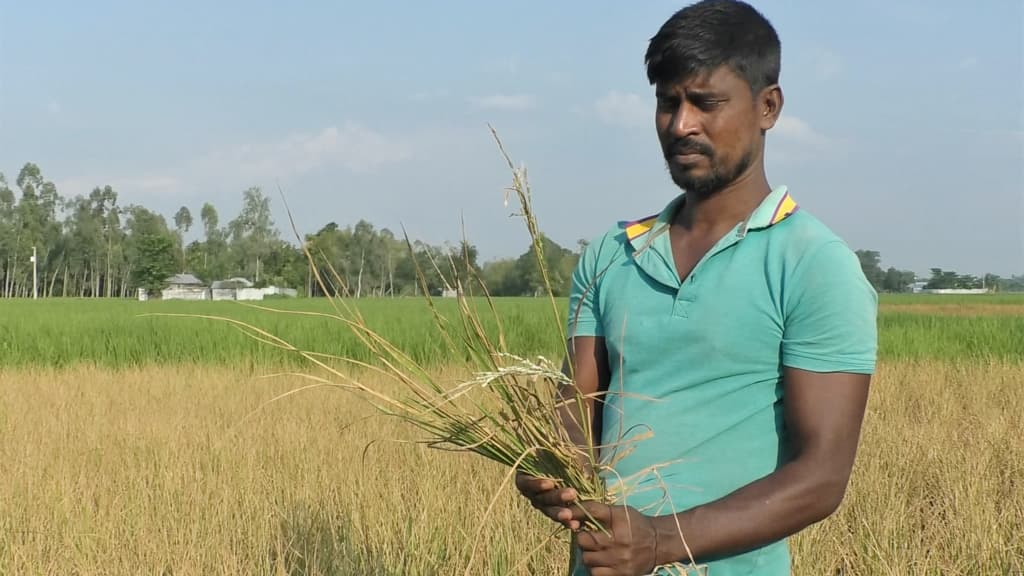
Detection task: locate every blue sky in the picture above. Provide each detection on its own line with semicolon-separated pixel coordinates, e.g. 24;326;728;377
1;1;1022;276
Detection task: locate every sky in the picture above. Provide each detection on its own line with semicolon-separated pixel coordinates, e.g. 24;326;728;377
1;0;1022;277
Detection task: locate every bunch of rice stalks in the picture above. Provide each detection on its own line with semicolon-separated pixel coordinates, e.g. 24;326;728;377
274;127;613;503
150;128;696;575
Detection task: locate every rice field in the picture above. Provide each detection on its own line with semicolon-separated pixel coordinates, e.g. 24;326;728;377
1;295;1022;574
1;296;1023;368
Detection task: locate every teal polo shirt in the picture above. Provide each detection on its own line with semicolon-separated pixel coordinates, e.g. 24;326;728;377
567;186;878;576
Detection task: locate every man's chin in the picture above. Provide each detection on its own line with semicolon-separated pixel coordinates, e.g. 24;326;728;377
670;171;721;198
669;168;705;190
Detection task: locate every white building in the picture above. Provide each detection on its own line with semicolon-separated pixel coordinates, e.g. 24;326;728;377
211;277;254;300
161;274;210;300
211;277;298;301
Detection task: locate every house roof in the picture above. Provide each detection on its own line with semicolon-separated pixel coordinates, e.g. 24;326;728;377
166;273;205;286
211;277;254;289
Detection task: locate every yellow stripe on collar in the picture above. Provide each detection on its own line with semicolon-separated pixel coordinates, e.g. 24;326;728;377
624;215;659;241
768;192;798;226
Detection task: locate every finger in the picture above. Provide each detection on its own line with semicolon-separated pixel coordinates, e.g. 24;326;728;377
580;549;615;569
534;487;578;508
570;501;611;524
587;568;616;576
539;505;574;525
575;529;610;552
514;474;553;496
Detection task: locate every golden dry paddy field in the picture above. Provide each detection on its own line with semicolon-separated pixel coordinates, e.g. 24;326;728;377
0;296;1022;575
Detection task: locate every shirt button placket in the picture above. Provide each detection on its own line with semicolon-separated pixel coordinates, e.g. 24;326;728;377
673;274;697;318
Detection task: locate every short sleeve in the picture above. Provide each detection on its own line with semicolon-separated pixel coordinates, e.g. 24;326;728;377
566;238;604;338
782;241;878;374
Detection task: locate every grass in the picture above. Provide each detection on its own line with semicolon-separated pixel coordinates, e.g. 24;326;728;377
0;298;564;369
0;360;1019;575
0;294;1022;368
879;293;1024;306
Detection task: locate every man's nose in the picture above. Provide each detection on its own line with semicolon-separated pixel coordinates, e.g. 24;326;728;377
669;101;701;138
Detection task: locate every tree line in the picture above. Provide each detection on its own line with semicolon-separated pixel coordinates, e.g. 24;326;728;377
2;161;1019;299
854;250;1023;293
0;162;583;298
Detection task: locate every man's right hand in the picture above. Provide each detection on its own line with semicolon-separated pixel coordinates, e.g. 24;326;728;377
515;472;582;530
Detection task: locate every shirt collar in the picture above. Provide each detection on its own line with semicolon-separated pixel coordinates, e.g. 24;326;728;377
621;185;798;252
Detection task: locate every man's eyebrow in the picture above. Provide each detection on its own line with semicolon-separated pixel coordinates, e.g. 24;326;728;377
655;87;726;99
685;89;726;99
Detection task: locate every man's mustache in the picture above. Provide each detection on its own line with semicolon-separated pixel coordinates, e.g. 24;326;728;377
666;139;714;157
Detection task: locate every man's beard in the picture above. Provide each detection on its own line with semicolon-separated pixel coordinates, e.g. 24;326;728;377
666;143;755;199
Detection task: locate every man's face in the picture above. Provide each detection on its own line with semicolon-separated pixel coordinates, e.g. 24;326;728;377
655;65;766;198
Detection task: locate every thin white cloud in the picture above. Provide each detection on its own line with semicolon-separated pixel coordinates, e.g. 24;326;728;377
773;116;828;146
46;99;62;116
214;123;412;179
469;93;536;111
593;91;650;129
55;175;180;198
768;115;837;165
54;123;411;203
409;89;448;102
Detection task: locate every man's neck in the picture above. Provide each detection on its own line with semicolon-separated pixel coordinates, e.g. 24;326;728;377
673;170;772;233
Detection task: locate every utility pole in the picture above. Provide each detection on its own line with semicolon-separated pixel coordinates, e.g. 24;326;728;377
31;246;38;300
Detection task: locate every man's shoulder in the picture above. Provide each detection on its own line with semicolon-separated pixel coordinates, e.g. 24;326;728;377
579;217;642;258
754;207;872;297
772;207;847;246
769;208;858;265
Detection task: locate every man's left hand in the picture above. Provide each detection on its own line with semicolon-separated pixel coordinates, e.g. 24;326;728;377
572;501;659;576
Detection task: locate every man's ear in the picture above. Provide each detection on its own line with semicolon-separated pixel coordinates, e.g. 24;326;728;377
759;84;784;131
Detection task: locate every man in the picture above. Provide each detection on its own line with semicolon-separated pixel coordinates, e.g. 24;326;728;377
515;1;878;575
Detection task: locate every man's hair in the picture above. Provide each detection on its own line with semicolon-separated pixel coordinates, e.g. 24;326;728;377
645;0;781;93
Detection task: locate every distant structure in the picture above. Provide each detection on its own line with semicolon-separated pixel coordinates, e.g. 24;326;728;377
907;281;990;295
138;273;298;301
211;277;256;301
210;277;298;301
908;281;929;293
919;288;991;295
160;274;210;301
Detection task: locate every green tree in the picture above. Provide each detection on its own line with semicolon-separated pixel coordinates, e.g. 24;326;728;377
855;250;884;290
450;240;481;293
174;206;193;274
480;258;518;296
0;174;17;297
983;273;1001;292
15;163;63;297
131;233;177;293
882;267;917;293
124;205;176;294
1000;275;1024;292
199;202;226;281
508;235;578;297
227;187;277;283
926;268;982;290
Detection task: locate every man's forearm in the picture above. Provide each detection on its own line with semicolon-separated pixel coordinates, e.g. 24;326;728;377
555;385;597;454
651;456;848;564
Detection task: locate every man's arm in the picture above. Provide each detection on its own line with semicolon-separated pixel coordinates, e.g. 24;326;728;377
572;367;871;571
516;335;610;530
558;335;611;450
650;367;870;563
